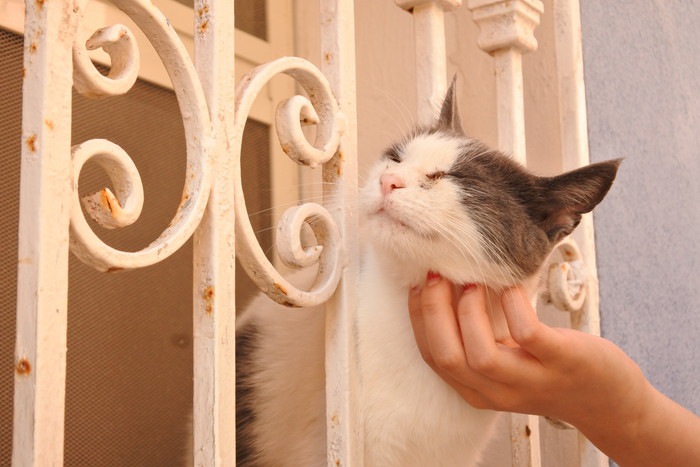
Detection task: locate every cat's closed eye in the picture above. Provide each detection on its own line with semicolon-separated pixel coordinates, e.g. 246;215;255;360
426;171;445;181
383;147;402;163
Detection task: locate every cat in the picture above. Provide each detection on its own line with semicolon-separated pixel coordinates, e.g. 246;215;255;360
234;79;620;466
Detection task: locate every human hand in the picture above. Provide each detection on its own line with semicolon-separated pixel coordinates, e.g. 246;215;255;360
407;275;647;432
408;274;700;466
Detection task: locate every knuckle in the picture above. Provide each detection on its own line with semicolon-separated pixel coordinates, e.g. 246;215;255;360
433;352;465;372
513;323;540;346
419;349;435;367
467;352;499;374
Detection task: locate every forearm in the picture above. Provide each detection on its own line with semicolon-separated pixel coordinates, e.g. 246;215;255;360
577;382;700;466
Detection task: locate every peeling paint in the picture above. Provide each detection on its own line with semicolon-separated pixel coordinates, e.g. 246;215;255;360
273;282;288;296
16;359;31;376
203;285;214;314
26;134;37;152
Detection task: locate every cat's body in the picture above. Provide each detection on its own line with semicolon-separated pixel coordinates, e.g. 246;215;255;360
235;81;619;466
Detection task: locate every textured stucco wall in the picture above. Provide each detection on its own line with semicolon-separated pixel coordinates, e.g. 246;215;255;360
580;1;700;419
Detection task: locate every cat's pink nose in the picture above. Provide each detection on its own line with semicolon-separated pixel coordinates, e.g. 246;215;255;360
380;173;405;195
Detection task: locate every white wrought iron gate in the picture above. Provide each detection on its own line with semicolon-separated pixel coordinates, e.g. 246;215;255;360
5;0;608;465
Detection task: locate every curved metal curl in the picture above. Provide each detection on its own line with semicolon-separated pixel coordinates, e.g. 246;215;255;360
73;23;140;98
69;0;212;272
234;57;345;308
547;237;587;312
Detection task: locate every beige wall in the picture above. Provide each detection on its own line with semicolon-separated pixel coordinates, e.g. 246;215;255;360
295;0;563;182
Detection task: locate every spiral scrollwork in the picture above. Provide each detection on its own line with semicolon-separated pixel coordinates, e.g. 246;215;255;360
69;0;212;272
547;237;587;312
73;23;140;98
234;57;345;308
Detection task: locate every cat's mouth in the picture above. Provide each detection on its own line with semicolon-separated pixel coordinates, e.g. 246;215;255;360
374;207;409;229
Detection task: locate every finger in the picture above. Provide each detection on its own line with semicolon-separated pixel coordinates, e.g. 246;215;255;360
501;287;567;362
456;284;519;382
408;285;433;364
419;274;472;375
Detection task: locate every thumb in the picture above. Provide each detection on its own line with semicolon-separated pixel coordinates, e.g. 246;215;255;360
501;287;564;361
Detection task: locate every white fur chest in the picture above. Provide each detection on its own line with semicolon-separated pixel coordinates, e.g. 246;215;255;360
356;253;500;466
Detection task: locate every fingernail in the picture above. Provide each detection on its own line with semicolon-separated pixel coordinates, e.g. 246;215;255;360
426;271;442;286
462;283;476;294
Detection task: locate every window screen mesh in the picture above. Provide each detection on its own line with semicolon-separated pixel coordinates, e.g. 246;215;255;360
1;28;272;466
173;0;268;41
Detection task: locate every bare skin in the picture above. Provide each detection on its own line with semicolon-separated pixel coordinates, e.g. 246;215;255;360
408;275;700;467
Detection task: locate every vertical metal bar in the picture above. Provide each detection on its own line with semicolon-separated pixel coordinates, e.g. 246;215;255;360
494;48;526;161
553;1;608;465
412;2;448;124
467;1;543;465
396;0;462;124
13;1;79;465
192;0;237;465
319;0;363;465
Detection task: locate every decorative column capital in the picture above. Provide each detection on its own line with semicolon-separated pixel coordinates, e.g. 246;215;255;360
467;0;544;53
395;0;462;13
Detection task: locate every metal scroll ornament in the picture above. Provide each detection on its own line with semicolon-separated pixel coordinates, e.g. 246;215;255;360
69;0;213;271
546;237;587;312
233;57;344;308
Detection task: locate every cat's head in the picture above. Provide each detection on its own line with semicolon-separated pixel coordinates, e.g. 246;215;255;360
361;79;620;288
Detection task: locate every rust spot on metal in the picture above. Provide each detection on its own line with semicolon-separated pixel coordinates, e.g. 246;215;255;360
198;19;209;34
324;52;333;63
29;42;37;54
281;143;292;154
44;119;54;130
26;134;37;152
273;282;288;296
106;267;124;273
197;5;209;16
203;285;214;314
16;359;31;376
22;67;26;79
100;189;114;213
331;413;339;425
35;0;45;8
335;459;341;467
525;425;531;437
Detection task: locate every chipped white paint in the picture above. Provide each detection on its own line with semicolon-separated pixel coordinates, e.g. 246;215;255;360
12;0;607;465
71;139;144;230
466;0;543;465
12;1;79;464
553;1;609;465
68;0;213;273
468;0;543;163
73;23;140;98
395;0;462;124
234;57;344;308
191;0;237;465
547;238;587;313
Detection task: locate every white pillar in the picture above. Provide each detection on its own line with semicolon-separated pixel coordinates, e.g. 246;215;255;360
467;1;544;465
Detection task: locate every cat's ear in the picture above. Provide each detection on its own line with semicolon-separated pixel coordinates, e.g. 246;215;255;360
539;159;621;243
437;75;463;134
